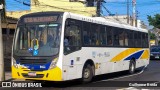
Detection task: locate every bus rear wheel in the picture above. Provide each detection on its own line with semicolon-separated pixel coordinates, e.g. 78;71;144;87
82;64;93;83
129;60;136;74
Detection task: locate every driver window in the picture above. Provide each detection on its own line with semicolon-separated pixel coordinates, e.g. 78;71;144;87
64;19;81;54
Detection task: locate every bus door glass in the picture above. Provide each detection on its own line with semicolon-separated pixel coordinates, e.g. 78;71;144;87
64;19;81;54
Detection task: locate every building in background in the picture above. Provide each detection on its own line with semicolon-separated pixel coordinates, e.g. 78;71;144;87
95;15;147;29
6;0;96;18
6;0;147;29
0;0;18;71
103;15;132;25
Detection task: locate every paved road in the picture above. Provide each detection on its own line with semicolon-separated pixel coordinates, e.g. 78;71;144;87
1;60;160;90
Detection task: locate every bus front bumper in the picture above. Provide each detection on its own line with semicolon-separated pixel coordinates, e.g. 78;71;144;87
12;66;62;81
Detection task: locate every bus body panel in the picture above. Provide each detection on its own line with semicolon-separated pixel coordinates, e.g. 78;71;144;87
61;47;149;80
12;66;62;81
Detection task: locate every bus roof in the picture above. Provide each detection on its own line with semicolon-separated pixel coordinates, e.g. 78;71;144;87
65;12;148;33
20;11;64;18
19;11;148;33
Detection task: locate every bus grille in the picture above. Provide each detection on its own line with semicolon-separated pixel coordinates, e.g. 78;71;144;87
18;59;48;65
22;73;44;78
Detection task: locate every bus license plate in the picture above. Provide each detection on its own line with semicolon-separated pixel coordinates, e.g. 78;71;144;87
155;56;159;59
28;72;36;76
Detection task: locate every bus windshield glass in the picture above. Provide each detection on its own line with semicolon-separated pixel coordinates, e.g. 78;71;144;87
14;23;61;56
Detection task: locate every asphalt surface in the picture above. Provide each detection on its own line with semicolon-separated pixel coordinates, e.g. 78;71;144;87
1;60;160;90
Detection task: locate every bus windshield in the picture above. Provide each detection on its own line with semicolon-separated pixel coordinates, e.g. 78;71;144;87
14;23;61;56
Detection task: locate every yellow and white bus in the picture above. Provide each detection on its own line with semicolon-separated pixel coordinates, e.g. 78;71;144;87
12;12;149;83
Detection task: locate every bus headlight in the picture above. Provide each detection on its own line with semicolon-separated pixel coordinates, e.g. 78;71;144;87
12;58;18;68
49;58;58;69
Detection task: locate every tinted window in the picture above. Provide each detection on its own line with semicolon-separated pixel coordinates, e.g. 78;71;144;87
124;30;129;46
113;28;125;46
113;28;119;46
128;31;134;47
142;33;145;47
119;29;125;46
99;26;107;46
106;26;113;46
134;31;138;47
83;22;91;45
138;32;142;47
90;24;100;46
145;33;149;48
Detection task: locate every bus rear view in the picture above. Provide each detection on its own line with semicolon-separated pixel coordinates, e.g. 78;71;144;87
12;12;63;81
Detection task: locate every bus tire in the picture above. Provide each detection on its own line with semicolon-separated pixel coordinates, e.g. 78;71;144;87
129;60;135;74
82;64;93;83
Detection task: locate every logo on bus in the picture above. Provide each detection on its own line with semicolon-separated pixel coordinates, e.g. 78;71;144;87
40;65;46;69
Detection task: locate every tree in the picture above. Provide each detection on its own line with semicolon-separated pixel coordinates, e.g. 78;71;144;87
149;31;156;40
147;14;160;29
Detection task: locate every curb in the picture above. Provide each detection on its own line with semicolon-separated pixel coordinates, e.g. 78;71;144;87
4;78;14;82
0;78;14;82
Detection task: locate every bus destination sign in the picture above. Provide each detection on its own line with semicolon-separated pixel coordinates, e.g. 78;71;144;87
24;16;58;23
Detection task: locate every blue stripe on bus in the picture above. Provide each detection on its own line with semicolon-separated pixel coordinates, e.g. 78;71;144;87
21;62;51;70
124;50;144;60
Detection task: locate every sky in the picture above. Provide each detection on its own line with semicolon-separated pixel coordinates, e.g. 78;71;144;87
5;0;160;28
6;0;30;11
102;0;160;28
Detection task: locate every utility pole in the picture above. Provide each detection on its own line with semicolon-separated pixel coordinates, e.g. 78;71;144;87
0;4;4;81
132;0;136;27
127;0;129;24
135;10;138;27
96;0;101;17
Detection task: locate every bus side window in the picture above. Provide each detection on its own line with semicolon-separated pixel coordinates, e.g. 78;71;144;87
83;31;90;45
119;30;125;46
90;24;99;46
83;22;91;45
124;30;129;46
113;28;120;46
107;27;113;46
138;32;142;47
128;31;134;47
134;31;138;47
99;26;107;46
145;33;149;48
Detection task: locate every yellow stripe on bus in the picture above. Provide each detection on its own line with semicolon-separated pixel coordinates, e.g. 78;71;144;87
140;49;149;60
110;48;142;62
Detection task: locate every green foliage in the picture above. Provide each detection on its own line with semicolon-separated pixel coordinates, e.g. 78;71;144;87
149;31;156;39
148;14;160;29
